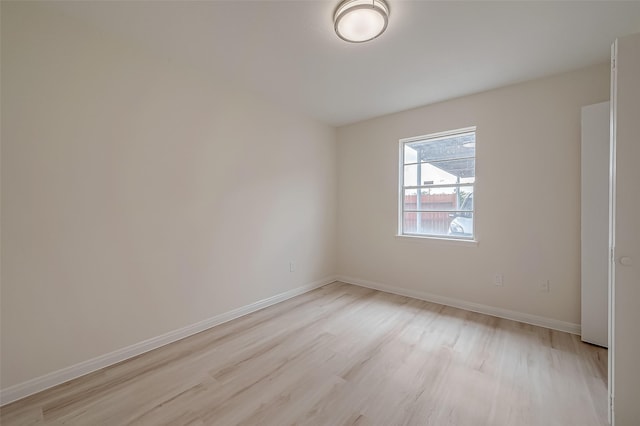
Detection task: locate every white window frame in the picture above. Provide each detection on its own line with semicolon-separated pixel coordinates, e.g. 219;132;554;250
398;126;477;241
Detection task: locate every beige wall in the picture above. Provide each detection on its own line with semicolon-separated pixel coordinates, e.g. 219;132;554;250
337;64;610;326
1;3;337;388
0;0;614;396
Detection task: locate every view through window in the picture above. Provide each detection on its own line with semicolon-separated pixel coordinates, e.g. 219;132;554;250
399;128;476;239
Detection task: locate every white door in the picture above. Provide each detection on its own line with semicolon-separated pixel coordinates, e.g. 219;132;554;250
609;33;640;425
581;102;610;347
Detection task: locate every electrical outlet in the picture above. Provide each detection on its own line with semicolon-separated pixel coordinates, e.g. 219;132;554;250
493;273;503;286
289;261;295;272
540;279;550;292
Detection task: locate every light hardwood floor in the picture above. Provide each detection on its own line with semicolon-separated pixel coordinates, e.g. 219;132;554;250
1;282;607;425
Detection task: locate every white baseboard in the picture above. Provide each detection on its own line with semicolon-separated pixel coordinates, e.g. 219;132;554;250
337;275;581;335
0;275;337;407
1;274;580;406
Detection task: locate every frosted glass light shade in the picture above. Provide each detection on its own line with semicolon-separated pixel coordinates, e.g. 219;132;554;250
334;0;389;43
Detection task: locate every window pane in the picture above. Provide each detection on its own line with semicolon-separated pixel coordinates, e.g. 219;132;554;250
405;162;474;187
403;188;417;211
405;132;475;163
402;212;450;237
403;186;473;212
404;144;418;164
420;159;475;185
403;212;474;238
403;164;418;186
403;211;418;234
458;189;474;212
446;212;474;238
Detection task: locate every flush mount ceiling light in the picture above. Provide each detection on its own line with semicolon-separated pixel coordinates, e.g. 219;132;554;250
334;0;390;43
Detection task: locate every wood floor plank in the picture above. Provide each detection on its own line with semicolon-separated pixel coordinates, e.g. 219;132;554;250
0;282;608;425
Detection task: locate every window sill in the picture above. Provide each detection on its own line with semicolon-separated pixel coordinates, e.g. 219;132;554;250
395;234;479;247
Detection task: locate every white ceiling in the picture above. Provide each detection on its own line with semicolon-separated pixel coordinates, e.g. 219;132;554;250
49;1;640;126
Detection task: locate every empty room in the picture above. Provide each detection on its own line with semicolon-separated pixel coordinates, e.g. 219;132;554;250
1;1;639;425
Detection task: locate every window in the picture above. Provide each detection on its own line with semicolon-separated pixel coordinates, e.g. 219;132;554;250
399;127;476;240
